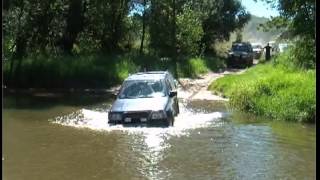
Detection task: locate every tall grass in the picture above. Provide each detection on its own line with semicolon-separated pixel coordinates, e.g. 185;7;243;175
209;53;315;123
3;54;140;88
3;54;226;88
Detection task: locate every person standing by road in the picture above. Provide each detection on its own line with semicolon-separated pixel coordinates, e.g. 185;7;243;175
264;43;271;61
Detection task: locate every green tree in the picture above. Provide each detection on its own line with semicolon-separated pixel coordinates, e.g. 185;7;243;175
148;0;174;57
235;29;243;43
176;5;203;56
59;0;86;54
200;0;251;53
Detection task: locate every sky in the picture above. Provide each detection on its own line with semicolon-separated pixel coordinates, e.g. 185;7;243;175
130;0;280;18
241;0;279;18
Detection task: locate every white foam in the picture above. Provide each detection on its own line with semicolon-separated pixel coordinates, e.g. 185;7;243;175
51;105;224;149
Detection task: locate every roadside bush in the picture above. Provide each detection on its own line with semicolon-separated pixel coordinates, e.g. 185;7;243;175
272;37;315;69
291;37;315;69
177;57;208;78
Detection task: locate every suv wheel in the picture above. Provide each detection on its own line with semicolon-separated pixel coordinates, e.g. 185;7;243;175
164;113;174;127
176;102;180;116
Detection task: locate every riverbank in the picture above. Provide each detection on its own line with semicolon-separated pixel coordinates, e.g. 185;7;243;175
3;54;226;89
4;63;248;102
208;58;316;123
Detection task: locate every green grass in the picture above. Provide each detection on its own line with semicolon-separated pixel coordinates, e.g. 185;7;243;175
209;55;315;123
4;54;140;88
176;57;208;78
3;53;226;88
176;56;226;78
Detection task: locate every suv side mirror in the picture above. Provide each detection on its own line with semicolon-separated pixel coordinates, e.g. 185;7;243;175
169;91;177;97
174;80;178;87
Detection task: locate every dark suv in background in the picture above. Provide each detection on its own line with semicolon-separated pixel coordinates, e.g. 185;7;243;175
108;71;179;127
227;42;254;68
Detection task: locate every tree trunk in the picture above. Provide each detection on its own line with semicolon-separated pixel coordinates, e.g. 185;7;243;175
139;0;146;55
60;0;85;54
172;0;178;78
172;0;177;59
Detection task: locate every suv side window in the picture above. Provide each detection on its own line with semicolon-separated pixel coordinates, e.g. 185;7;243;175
165;78;173;93
166;74;176;90
248;45;253;52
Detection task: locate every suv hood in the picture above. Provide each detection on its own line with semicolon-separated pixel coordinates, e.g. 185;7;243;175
110;97;168;112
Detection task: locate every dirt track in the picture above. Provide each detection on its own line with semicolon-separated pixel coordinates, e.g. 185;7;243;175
177;68;247;101
177;59;259;101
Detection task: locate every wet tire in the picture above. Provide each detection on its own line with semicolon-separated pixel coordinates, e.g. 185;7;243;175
164;113;174;127
108;121;116;125
169;116;174;126
176;102;180;116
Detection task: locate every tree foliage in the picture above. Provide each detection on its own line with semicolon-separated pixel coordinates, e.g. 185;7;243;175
4;0;251;58
176;5;203;56
199;0;251;52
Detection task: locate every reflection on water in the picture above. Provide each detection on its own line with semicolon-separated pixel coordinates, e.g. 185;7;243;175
3;95;316;180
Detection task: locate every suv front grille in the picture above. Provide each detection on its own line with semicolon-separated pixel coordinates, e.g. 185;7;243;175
123;111;151;122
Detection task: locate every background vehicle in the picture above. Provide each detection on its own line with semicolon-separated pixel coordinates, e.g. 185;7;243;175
251;43;263;59
268;41;279;56
108;71;179;127
278;43;289;53
227;42;254;68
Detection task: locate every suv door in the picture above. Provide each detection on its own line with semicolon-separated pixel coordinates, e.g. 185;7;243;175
165;75;179;116
165;77;178;116
166;73;178;90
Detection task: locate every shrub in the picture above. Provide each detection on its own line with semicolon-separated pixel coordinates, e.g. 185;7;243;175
177;57;208;78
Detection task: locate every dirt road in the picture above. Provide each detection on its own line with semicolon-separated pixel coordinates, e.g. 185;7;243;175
177;68;246;101
177;59;259;101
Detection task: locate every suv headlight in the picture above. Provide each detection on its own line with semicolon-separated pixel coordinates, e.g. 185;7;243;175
151;111;167;119
109;112;122;121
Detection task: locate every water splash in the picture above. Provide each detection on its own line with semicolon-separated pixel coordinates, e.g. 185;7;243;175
51;102;225;152
51;103;224;137
50;101;225;180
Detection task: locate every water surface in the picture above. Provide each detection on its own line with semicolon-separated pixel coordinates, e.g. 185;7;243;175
3;93;316;180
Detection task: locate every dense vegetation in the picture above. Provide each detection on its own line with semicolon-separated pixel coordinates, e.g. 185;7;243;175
3;54;225;88
3;0;250;88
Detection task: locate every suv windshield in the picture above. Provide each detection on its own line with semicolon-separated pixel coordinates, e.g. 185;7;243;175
232;44;249;52
118;79;167;99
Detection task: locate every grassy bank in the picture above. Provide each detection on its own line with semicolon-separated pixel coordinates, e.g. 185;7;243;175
3;54;226;89
209;52;315;123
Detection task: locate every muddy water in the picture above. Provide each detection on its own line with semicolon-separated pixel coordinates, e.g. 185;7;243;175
3;93;316;180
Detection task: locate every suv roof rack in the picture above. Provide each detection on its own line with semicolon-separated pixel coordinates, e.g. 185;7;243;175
134;70;168;75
